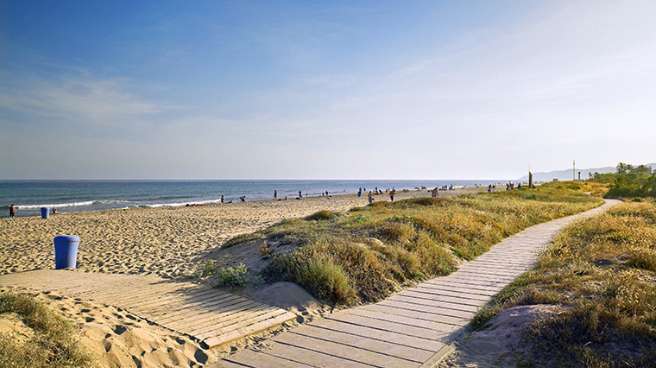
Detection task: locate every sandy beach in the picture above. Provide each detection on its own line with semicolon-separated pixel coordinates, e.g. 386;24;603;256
0;189;476;279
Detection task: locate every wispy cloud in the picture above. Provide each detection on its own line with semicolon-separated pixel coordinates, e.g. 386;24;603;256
0;74;161;126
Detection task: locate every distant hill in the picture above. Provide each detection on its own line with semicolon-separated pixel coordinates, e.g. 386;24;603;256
519;163;656;182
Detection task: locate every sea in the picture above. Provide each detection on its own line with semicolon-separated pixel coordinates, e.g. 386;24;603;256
0;179;502;217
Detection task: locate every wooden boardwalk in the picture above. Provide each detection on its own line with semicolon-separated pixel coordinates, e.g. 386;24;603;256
219;200;617;368
0;270;296;348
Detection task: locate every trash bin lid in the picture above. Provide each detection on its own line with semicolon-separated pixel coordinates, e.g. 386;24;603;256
54;235;80;242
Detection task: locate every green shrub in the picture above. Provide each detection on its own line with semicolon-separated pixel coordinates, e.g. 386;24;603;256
215;264;249;288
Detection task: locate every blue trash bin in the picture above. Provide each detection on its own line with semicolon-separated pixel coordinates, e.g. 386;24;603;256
54;235;80;269
40;207;49;219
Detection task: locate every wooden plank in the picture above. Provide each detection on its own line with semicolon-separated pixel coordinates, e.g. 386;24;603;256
264;341;376;368
292;325;432;363
448;272;515;282
203;312;296;347
423;279;502;292
424;279;505;291
157;299;261;326
309;318;442;352
182;305;272;334
193;308;285;337
225;349;312;368
274;332;418;368
350;309;460;331
400;291;486;307
417;283;497;297
327;314;447;340
218;360;250;368
128;287;221;309
389;295;479;313
141;293;242;318
361;304;468;326
411;286;490;301
379;300;475;319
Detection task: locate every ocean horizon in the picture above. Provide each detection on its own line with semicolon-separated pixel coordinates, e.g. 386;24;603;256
1;179;503;217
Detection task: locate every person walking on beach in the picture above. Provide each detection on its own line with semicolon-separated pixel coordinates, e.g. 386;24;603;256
357;188;362;197
368;191;374;205
9;204;16;218
298;191;303;199
220;195;224;204
389;189;396;202
273;190;277;200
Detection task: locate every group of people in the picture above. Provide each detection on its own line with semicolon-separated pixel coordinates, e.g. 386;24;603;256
6;204;58;217
505;182;521;191
361;187;398;204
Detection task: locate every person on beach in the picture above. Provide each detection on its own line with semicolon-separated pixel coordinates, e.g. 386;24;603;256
239;196;246;202
9;204;16;217
389;189;396;202
368;191;374;205
298;191;302;199
273;190;277;200
220;195;224;203
357;188;362;197
488;184;492;193
432;187;438;198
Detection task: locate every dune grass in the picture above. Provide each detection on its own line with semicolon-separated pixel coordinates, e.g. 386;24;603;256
224;181;605;306
0;293;91;368
472;201;656;367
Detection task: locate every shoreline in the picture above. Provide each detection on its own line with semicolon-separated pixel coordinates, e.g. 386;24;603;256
2;184;489;219
0;187;481;278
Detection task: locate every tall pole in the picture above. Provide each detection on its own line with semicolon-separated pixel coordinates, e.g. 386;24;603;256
573;160;576;181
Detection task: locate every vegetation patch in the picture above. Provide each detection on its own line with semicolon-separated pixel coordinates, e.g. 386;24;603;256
595;162;656;198
0;293;91;368
305;210;340;221
214;264;249;288
473;201;656;367
220;181;604;306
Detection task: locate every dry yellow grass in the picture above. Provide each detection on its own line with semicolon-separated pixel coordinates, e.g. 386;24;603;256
473;201;656;367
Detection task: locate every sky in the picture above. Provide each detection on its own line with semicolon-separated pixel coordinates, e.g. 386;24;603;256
1;0;655;180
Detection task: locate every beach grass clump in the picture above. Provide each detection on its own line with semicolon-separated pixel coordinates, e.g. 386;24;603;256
0;293;92;368
305;210;340;221
215;264;249;288
472;201;656;366
221;181;605;306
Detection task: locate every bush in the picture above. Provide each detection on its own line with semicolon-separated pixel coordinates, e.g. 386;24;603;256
215;264;249;288
305;210;340;221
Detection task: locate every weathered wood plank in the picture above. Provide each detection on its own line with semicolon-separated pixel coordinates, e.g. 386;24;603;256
274;333;418;368
292;325;432;363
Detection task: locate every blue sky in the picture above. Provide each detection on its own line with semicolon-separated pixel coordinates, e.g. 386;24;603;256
1;0;655;179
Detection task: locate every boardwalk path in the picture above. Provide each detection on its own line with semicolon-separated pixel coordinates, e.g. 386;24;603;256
219;200;618;368
0;270;296;348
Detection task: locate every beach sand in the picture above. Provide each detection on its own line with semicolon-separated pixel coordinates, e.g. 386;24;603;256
0;188;480;367
0;189;475;279
0;286;218;368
